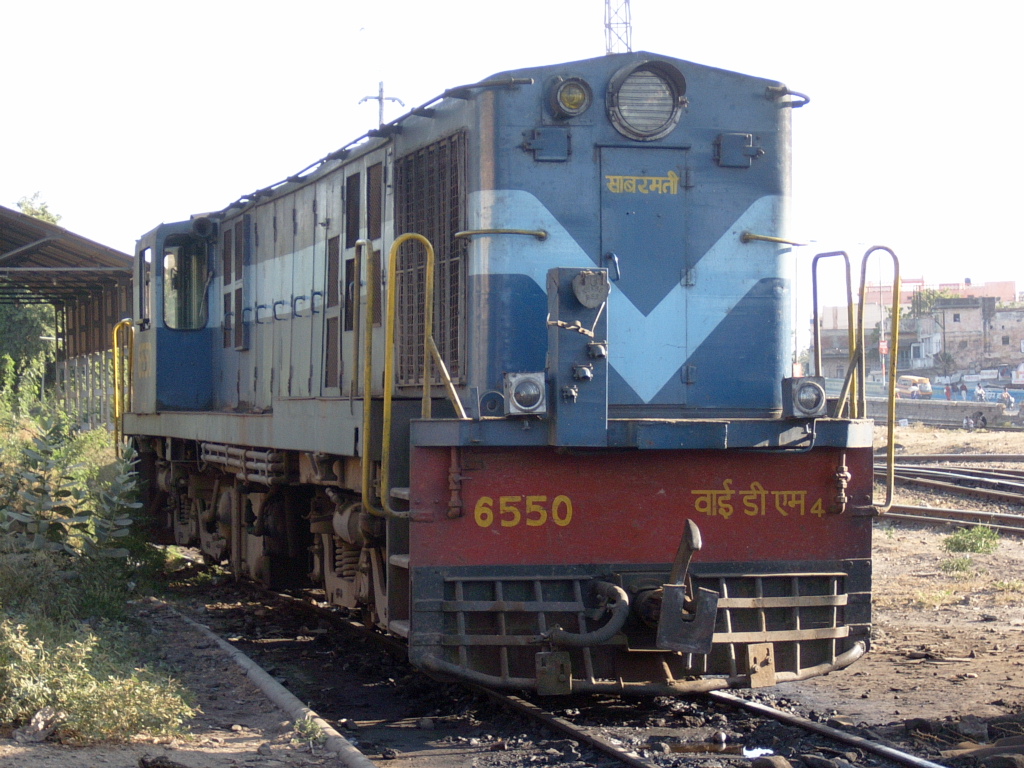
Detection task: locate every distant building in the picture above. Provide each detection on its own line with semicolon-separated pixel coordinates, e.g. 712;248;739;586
813;277;1020;379
862;278;1018;307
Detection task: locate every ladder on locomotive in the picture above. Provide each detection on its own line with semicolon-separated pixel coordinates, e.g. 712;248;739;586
810;246;901;512
357;233;468;638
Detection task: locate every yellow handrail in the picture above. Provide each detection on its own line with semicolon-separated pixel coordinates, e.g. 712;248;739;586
111;318;135;456
361;233;434;519
857;245;900;513
811;251;857;418
455;228;548;241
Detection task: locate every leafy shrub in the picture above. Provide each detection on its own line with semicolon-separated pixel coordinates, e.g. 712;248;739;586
292;716;327;747
943;525;1000;554
0;416;136;558
0;618;195;742
0;415;194;742
940;556;974;574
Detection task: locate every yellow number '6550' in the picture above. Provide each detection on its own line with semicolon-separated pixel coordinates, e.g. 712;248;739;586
473;495;573;529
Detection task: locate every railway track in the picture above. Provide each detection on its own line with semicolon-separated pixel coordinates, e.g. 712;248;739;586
193;582;955;768
878;455;1024;508
466;685;950;768
883;504;1024;533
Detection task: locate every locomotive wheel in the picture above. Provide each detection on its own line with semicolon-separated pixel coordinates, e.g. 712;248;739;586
253;492;313;590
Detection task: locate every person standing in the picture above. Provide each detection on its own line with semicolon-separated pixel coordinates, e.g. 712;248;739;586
945;384;953;400
960;382;968;400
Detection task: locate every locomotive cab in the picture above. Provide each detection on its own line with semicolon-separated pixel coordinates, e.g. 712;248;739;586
132;221;215;413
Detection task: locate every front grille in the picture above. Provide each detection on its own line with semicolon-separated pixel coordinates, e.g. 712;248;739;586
428;571;852;686
699;572;849;677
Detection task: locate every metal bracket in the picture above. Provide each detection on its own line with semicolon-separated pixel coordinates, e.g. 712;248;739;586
747;642;777;687
536;651;573;695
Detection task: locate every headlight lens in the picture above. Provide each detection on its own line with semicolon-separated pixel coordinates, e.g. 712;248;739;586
504;372;547;416
796;382;825;412
513;379;544;410
607;61;686;141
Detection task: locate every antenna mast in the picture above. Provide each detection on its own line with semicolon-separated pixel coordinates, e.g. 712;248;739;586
359;82;405;127
605;0;632;55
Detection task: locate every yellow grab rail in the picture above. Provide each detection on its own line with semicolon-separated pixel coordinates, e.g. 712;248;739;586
857;245;900;513
112;318;135;456
360;233;470;518
811;251;858;418
361;234;434;520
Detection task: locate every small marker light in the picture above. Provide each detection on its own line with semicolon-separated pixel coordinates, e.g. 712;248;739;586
782;377;828;419
550;78;592;119
505;372;548;416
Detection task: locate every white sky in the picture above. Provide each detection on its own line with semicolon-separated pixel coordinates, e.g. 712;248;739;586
3;0;1021;303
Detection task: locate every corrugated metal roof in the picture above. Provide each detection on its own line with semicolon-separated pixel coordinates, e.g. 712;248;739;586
0;205;132;305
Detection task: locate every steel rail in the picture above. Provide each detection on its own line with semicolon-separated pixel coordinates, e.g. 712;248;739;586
271;591;662;766
883;504;1024;534
892;470;1024;490
708;691;949;768
468;686;661;768
887;465;1024;481
886;454;1024;463
271;588;950;768
884;465;1024;492
878;472;1024;505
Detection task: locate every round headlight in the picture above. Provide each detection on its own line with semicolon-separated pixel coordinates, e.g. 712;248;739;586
550;77;592;119
796;382;825;413
513;379;544;411
607;60;687;141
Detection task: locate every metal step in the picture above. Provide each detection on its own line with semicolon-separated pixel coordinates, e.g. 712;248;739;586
389;554;410;569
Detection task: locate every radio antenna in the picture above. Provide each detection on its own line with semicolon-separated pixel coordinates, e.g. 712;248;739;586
605;0;632;54
360;82;405;128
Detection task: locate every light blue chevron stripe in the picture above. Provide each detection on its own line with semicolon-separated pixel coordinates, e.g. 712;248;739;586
467;190;789;403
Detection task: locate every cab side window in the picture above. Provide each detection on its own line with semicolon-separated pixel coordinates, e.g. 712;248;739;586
163;235;209;330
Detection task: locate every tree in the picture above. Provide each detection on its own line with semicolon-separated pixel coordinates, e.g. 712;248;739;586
17;192;61;225
934;350;956;377
1;195;60;402
911;287;955;317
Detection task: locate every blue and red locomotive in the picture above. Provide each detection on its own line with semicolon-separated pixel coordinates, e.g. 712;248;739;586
122;51;875;694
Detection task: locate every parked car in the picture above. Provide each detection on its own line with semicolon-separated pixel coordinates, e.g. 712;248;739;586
896;375;933;399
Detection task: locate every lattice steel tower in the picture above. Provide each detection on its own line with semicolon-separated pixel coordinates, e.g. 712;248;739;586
605;0;632;55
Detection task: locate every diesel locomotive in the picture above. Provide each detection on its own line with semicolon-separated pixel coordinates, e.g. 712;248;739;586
121;51;877;695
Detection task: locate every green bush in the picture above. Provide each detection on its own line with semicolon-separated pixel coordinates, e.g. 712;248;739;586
0;618;195;742
940;556;974;575
0;416;136;558
943;525;1000;554
0;414;195;742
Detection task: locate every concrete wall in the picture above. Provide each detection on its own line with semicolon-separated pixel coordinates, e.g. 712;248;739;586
865;397;1009;426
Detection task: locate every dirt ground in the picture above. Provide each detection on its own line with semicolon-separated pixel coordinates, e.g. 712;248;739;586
4;422;1024;767
791;424;1024;729
0;599;338;768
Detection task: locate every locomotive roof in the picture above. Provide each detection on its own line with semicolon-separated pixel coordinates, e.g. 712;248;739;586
211;51;784;223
